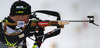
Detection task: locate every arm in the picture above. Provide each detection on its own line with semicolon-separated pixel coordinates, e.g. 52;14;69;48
0;22;36;47
0;27;25;47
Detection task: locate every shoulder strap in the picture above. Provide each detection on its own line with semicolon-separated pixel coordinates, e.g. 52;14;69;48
3;19;8;22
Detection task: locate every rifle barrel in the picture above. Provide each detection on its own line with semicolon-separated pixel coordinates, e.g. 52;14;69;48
68;20;89;22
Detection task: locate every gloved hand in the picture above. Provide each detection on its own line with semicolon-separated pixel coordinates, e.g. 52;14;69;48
32;41;42;48
32;44;39;48
22;21;36;37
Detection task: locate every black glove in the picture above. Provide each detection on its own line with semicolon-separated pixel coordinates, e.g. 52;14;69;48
22;21;36;37
34;27;44;47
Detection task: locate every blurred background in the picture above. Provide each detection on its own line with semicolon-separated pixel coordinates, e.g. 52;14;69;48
0;0;100;48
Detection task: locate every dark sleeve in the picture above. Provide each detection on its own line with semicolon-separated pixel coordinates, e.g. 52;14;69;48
0;22;26;47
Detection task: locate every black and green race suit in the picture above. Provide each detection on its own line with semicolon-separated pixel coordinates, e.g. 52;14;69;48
0;17;28;47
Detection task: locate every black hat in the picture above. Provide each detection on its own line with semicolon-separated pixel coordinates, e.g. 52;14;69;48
9;1;31;16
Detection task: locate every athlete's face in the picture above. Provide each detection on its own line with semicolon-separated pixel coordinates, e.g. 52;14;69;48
21;15;31;23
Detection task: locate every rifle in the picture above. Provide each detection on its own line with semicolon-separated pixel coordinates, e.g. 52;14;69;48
29;10;99;29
